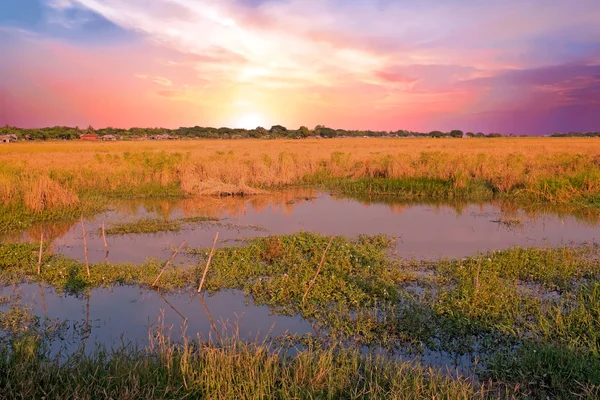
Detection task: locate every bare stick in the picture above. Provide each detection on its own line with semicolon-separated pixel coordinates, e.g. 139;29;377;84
101;221;109;255
152;241;186;287
81;216;90;277
37;232;44;275
302;236;334;304
197;232;219;293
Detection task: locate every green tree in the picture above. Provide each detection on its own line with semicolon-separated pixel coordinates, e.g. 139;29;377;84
298;126;311;138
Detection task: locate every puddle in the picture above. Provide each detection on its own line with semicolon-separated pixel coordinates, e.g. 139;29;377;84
3;189;600;264
0;283;312;354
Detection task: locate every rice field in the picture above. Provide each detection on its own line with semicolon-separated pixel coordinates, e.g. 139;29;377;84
1;138;600;399
1;138;599;216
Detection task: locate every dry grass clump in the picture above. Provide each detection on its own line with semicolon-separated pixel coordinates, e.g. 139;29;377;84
183;178;266;196
0;176;17;203
22;175;79;212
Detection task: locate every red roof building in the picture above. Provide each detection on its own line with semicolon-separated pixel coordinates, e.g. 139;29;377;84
80;133;99;141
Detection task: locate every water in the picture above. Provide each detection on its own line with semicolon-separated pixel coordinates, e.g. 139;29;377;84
5;189;598;264
0;283;312;354
2;190;599;372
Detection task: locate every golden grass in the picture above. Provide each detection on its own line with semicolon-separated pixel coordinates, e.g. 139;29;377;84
1;138;599;212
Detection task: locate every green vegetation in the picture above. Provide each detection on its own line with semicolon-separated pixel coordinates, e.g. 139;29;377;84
104;216;217;235
0;308;482;399
1;233;599;398
103;216;265;235
104;217;182;235
311;176;496;201
311;174;600;207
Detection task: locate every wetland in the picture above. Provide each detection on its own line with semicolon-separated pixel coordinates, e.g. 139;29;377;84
1;139;599;399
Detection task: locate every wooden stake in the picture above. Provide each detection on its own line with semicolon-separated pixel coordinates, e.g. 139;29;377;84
152;241;186;287
197;232;219;293
101;221;109;255
302;236;335;304
37;232;44;275
81;216;90;277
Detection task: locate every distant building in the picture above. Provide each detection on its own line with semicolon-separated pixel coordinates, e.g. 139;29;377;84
80;133;99;141
0;135;12;143
149;134;171;140
101;135;117;141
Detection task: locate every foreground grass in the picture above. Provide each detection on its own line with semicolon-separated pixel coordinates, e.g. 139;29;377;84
1;233;599;398
0;315;484;400
2;138;600;232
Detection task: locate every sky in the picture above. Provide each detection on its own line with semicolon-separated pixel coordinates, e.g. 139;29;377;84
1;0;599;134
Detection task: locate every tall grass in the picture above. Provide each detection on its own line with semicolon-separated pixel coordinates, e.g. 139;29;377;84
1;139;600;216
0;317;485;400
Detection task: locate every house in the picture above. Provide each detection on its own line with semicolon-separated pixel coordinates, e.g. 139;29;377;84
149;134;171;140
101;135;117;141
0;135;12;143
80;133;99;141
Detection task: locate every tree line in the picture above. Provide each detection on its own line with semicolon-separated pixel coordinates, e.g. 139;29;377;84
3;124;590;141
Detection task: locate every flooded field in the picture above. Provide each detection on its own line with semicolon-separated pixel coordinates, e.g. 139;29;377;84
0;284;312;352
4;189;599;264
2;189;599;398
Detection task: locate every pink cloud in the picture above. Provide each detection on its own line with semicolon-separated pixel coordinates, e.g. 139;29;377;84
1;0;599;133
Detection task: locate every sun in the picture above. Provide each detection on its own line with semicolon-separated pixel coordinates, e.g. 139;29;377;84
235;113;264;130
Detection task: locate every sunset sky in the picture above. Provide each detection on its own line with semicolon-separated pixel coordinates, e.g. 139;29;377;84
1;0;599;134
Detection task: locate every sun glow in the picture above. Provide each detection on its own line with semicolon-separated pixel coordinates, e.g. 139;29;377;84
235;113;264;129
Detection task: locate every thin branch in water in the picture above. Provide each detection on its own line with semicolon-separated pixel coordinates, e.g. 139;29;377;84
152;241;186;287
197;232;219;293
302;236;335;304
101;221;109;256
37;232;44;275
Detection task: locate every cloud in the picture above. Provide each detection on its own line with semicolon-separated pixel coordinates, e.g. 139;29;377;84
2;0;600;132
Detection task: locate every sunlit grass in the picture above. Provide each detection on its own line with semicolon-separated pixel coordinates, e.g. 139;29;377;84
1;139;600;228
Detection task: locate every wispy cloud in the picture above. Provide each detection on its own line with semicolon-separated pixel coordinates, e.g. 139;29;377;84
1;0;599;132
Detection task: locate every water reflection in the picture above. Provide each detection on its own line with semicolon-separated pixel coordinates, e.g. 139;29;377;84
3;188;600;262
1;284;312;353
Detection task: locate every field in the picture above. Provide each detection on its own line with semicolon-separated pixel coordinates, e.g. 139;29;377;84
1;138;600;399
1;138;600;232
